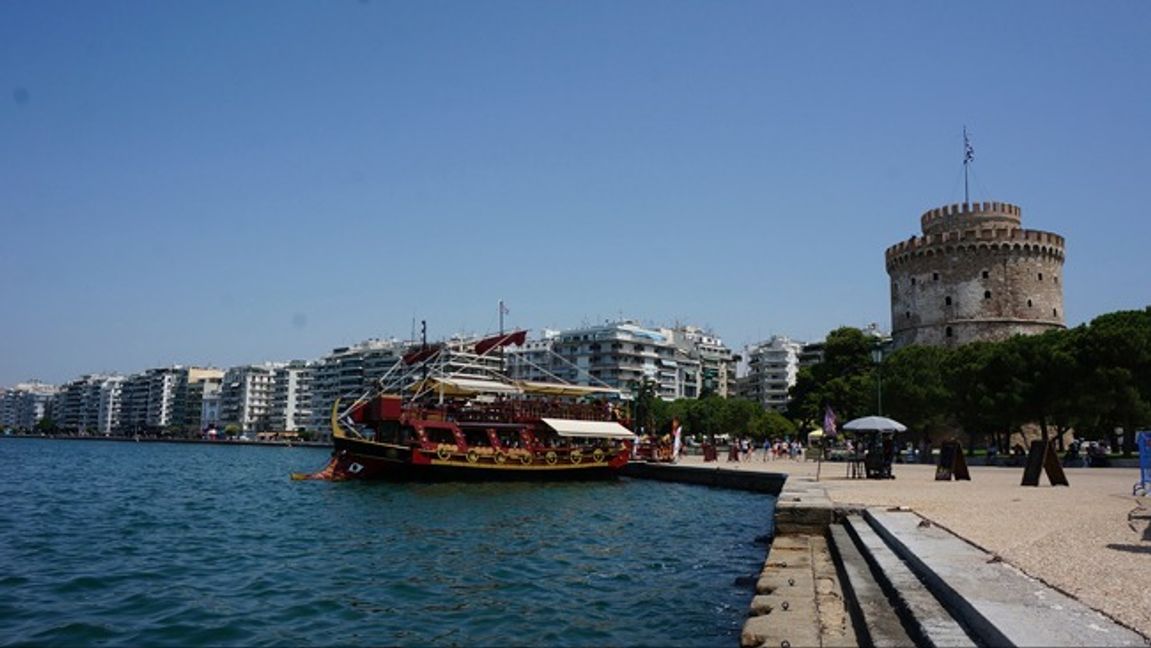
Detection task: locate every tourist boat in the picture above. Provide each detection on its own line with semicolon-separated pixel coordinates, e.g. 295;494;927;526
293;330;636;481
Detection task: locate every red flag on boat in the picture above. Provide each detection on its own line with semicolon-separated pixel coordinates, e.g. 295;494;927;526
475;330;527;355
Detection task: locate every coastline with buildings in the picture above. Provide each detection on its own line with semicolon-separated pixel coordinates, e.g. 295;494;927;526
2;320;849;442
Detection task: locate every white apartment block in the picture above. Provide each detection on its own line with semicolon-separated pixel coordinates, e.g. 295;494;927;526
308;338;405;433
551;321;679;399
504;330;562;383
271;361;312;432
97;376;125;436
739;336;803;412
663;326;736;399
119;366;213;434
0;380;58;430
55;374;122;434
220;363;281;433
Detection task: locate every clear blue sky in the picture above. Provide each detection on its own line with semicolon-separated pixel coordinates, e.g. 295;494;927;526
2;1;1149;387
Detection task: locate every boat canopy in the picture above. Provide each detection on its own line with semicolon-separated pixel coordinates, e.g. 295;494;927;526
541;418;636;440
411;376;523;396
517;381;621;398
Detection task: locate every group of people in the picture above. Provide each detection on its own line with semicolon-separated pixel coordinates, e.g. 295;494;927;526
722;437;804;462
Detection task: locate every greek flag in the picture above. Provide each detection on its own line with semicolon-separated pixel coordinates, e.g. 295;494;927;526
964;127;975;164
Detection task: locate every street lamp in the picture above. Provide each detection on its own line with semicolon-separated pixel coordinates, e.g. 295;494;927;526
871;345;884;416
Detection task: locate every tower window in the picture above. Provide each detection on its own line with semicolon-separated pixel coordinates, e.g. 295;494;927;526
1053;308;1058;317
1054;276;1059;284
911;277;917;285
1038;272;1044;281
933;272;939;281
982;270;989;279
906;311;911;319
945;296;952;306
1027;299;1033;307
945;326;953;337
984;290;991;299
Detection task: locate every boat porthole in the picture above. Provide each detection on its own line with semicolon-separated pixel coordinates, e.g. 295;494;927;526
495;452;507;464
348;462;364;474
467;450;479;464
570;451;582;465
545;451;558;465
437;446;451;460
520;453;532;465
593;448;605;463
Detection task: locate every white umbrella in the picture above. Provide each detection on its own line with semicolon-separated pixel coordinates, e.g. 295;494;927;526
842;416;907;433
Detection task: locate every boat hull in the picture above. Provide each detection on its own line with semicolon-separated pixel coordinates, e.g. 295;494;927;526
303;435;627;482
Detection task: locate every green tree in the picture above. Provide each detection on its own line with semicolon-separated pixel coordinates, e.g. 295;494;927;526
882;344;951;445
1075;309;1151;455
788;326;879;426
35;415;57;435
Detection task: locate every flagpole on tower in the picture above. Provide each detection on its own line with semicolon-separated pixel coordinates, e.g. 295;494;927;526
963;126;975;205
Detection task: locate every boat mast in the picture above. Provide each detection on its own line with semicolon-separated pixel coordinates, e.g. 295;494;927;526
498;299;509;372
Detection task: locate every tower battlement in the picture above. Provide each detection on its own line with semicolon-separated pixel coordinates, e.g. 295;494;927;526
920;201;1022;235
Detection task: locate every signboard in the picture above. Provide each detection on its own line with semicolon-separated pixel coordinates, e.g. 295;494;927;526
935;440;970;481
1021;439;1069;487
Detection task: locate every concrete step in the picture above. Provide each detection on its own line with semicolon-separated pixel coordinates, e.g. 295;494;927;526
828;524;915;647
863;508;1147;647
842;515;977;647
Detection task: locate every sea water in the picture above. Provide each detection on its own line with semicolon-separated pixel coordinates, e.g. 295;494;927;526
0;439;775;647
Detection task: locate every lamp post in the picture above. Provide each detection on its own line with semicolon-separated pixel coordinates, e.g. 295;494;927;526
871;345;884;416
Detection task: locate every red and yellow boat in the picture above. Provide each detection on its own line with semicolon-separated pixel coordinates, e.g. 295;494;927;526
294;331;636;481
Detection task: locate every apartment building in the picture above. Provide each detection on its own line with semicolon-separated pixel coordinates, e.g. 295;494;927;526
663;326;736;399
55;374;122;434
0;380;58;430
97;376;125;436
307;339;406;433
220;363;281;433
551;321;678;399
118;366;218;435
504;329;562;383
738;336;803;412
270;360;312;432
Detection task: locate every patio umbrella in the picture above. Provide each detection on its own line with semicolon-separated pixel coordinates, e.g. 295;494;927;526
842;416;907;433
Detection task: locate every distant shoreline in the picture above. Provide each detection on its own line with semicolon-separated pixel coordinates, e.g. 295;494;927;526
0;434;332;449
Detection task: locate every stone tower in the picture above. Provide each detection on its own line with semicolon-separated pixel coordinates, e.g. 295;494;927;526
885;201;1065;348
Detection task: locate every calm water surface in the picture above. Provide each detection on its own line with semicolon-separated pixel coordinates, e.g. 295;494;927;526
0;439;775;647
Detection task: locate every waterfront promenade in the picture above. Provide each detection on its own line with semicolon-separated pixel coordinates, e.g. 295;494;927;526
677;454;1151;639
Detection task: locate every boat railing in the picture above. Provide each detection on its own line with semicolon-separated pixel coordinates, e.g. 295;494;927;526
446;399;616;424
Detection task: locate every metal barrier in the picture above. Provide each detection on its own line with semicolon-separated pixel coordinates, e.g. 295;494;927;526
1136;431;1150;496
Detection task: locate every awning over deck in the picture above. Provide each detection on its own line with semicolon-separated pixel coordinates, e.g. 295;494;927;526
541;418;636;440
411;376;523;396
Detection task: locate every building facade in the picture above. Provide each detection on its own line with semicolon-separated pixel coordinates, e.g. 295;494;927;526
271;361;313;432
665;326;736;398
0;380;59;430
551;321;678;399
220;363;281;433
120;368;180;434
55;374;122;434
738;336;803;412
307;339;406;433
886;201;1066;348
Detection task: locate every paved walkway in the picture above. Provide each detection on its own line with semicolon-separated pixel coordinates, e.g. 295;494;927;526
678;453;1151;639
